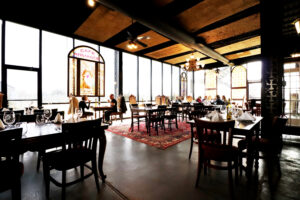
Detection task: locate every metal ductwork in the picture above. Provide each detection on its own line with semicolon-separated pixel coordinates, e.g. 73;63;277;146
96;0;232;66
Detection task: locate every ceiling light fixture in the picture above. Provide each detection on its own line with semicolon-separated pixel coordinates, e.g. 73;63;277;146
127;41;138;50
87;0;96;7
293;18;300;34
180;53;205;71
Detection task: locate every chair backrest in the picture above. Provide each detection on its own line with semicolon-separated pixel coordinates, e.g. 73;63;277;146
61;118;102;153
195;119;235;146
155;96;161;105
186;96;193;103
129;95;137;105
0;128;22;161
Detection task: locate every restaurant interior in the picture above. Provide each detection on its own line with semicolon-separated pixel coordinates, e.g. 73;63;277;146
1;0;300;199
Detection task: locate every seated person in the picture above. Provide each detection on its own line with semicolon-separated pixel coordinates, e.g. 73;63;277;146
222;95;228;105
104;94;117;122
215;95;224;105
196;96;202;103
79;95;93;117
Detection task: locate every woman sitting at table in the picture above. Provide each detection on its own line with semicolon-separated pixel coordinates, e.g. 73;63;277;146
215;95;225;105
196;96;202;103
79;95;93;117
104;94;117;122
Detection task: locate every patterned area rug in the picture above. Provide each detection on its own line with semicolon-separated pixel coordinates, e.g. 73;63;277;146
106;121;191;150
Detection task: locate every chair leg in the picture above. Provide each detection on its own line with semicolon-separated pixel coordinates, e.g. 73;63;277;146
37;150;45;172
228;161;235;200
43;160;50;199
92;159;100;191
175;118;178;129
195;154;202;187
138;118;140;131
80;165;84;181
131;118;134;132
62;170;66;200
235;158;239;184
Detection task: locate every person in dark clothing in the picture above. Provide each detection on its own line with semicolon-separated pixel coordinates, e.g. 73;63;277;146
79;95;93;117
215;95;225;105
104;94;117;122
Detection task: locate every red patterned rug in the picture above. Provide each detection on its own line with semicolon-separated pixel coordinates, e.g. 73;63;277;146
106;121;191;150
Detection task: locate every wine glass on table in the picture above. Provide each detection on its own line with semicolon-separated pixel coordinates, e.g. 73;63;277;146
3;111;16;128
44;109;52;123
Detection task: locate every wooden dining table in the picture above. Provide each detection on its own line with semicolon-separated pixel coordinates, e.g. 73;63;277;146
6;121;109;182
187;115;263;177
92;106;112;119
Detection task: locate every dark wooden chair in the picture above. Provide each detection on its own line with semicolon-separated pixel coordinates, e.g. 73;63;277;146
130;104;147;132
43;118;101;200
110;111;123;122
194;119;238;199
164;107;178;131
238;116;287;176
147;108;166;135
0;128;24;200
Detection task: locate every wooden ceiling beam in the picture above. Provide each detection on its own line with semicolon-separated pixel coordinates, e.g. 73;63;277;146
203;55;261;69
135;41;177;55
209;29;260;49
193;4;260;35
159;50;194;61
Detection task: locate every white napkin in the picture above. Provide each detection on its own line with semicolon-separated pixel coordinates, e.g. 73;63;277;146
67;117;75;123
2;108;9;112
237;112;256;122
54;113;63;124
207;110;224;122
0;119;5;130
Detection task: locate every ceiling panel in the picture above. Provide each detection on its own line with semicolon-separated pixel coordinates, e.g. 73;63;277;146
165;52;206;64
225;48;261;60
145;44;192;59
75;5;132;43
175;0;259;33
151;0;174;7
215;36;261;54
115;30;170;52
198;13;260;44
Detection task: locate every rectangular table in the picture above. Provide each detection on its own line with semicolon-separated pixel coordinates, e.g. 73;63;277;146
92;106;112;119
5;121;109;182
187;116;263;177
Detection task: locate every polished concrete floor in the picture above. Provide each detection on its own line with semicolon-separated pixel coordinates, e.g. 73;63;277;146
1;127;300;200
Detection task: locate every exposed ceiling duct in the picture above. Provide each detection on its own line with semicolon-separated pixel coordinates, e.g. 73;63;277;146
96;0;233;66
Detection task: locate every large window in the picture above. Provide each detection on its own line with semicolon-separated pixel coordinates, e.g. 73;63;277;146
42;31;73;103
284;62;300;127
172;66;180;100
247;61;262;100
231;66;247;103
139;57;151;101
123;52;137;100
187;71;193;97
205;70;217;98
163;63;171;98
7;69;37;108
5;21;39;68
152;60;162;100
194;70;205;99
217;67;231;100
100;46;115;99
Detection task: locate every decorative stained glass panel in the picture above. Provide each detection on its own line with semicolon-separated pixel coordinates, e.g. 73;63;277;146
232;66;247;87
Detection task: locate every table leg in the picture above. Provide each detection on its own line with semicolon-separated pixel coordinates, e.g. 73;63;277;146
98;130;107;182
189;124;194;160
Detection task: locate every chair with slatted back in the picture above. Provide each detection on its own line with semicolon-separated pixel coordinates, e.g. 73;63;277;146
0;128;23;200
164;107;178;131
43;118;101;200
130;104;147;132
147;107;166;135
194;119;238;199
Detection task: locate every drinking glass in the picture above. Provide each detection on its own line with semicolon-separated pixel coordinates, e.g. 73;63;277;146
3;111;15;128
44;109;52;123
36;114;45;125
